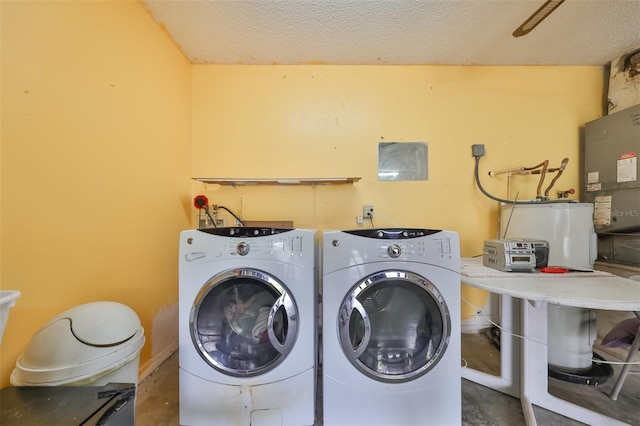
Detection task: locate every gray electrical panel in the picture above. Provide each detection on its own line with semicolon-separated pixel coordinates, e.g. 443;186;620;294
583;104;640;265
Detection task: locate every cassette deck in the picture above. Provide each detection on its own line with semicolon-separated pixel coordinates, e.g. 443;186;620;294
483;239;549;272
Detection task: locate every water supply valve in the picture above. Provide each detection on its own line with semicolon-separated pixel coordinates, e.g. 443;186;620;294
557;188;575;199
193;195;209;209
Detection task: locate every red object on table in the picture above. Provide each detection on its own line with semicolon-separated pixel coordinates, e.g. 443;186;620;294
540;267;569;274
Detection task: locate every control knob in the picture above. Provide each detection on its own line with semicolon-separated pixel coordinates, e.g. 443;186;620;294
236;242;250;256
387;244;402;258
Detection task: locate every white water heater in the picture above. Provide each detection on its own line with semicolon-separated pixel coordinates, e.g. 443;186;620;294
501;203;597;270
501;202;597;371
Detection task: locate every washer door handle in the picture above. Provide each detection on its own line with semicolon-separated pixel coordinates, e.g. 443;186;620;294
184;252;205;262
339;298;371;360
267;293;298;354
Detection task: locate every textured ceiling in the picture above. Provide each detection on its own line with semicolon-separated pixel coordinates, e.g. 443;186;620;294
142;0;640;66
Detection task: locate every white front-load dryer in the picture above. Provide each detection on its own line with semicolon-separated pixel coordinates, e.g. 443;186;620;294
322;228;461;426
179;227;316;426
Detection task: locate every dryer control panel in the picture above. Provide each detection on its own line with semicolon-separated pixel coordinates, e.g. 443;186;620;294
344;228;441;239
373;237;453;260
324;228;460;272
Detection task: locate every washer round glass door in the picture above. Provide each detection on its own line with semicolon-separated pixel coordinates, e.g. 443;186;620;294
338;270;451;382
191;268;298;376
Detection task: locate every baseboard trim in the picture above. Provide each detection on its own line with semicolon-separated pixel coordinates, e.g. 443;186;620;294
138;341;178;381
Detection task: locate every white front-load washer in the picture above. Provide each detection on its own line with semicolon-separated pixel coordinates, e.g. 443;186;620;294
179;227;316;426
322;228;461;426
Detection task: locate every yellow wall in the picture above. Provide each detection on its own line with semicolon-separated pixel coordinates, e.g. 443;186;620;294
1;0;192;386
192;65;603;239
192;65;603;323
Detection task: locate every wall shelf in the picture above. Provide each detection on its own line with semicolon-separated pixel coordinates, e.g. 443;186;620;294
193;177;361;186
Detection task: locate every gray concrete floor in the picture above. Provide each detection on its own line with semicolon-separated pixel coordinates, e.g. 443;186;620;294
461;333;639;425
136;333;639;426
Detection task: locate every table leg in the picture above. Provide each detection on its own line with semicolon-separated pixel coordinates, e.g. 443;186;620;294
520;300;628;426
462;294;520;398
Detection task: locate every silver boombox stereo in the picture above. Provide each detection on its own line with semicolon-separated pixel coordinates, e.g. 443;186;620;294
483;239;549;272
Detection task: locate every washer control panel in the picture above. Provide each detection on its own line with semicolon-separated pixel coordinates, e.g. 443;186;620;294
199;227;290;237
197;227;308;257
227;234;307;258
183;228;314;267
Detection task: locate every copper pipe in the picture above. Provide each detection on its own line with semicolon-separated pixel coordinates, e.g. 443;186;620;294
489;167;526;177
523;160;549;171
489;157;568;200
535;160;548;197
544;158;569;196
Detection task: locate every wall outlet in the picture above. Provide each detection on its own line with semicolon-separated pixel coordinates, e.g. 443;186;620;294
215;216;227;227
363;205;374;218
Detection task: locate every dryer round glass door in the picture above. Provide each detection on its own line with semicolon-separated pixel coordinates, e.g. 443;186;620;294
337;270;451;382
190;268;299;376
